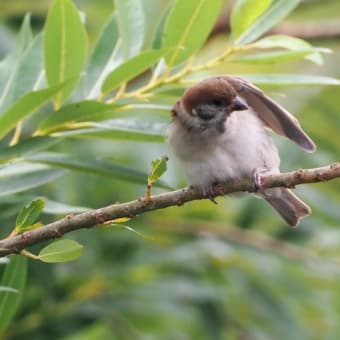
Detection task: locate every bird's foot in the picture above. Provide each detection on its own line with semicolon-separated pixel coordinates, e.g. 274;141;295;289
200;184;218;205
252;168;270;196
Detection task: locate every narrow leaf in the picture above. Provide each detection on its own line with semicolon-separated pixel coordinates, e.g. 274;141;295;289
101;49;168;96
252;34;330;64
231;49;328;64
0;14;33;107
43;199;89;215
8;34;44;101
107;223;149;240
0;163;66;197
148;155;168;185
16;199;45;231
0;137;61;163
234;0;301;46
0;83;67;139
0;16;43;112
240;74;340;86
84;14;120;98
15;222;43;233
51;118;167;143
38;239;83;263
231;0;272;39
37;101;122;135
162;0;222;66
0;256;27;333
44;0;88;107
28;152;171;189
115;0;145;59
253;35;324;50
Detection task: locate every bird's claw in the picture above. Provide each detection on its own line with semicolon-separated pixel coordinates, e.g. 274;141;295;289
200;185;218;205
252;168;269;195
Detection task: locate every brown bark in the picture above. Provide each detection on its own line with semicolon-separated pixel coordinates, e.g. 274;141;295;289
0;163;339;257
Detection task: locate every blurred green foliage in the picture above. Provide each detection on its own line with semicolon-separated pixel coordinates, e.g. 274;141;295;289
0;0;339;339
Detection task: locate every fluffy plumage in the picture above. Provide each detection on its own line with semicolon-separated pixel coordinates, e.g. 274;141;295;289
168;76;315;226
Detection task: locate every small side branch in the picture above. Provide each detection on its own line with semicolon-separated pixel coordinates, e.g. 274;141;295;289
0;163;339;257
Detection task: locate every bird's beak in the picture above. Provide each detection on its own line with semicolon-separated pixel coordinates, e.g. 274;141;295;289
231;97;248;111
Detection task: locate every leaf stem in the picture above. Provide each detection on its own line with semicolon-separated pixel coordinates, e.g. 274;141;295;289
9;122;23;146
20;249;39;260
114;45;249;101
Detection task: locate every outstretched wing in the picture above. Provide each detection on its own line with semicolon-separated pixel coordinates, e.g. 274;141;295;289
223;76;316;153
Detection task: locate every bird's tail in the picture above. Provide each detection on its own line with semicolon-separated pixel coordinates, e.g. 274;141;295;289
265;188;311;227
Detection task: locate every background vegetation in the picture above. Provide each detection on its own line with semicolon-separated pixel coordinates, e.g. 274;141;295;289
0;0;339;338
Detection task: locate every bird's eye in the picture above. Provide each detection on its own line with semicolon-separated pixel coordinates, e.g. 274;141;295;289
212;99;224;106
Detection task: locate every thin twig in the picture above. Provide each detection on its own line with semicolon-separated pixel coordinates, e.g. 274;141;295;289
0;163;339;257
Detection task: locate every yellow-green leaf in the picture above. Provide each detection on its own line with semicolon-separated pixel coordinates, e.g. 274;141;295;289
38;239;83;263
0;83;67;139
0;256;27;333
15;199;45;232
234;0;301;46
231;0;272;39
251;35;331;65
101;49;168;97
148;155;168;185
37;100;122;135
44;0;88;108
162;0;222;67
115;0;145;59
239;74;340;86
230;49;328;64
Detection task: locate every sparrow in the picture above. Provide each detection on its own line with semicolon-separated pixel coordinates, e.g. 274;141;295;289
168;76;316;226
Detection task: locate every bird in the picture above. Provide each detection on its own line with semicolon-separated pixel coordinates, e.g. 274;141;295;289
167;76;316;226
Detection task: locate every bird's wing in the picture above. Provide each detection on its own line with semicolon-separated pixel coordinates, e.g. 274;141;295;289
223;76;316;153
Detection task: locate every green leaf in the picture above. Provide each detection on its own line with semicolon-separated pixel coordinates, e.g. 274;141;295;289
16;13;33;49
234;0;301;46
230;49;328;64
0;82;67;139
15;199;45;232
0;195;88;215
231;0;272;39
253;34;320;50
115;0;145;59
0;163;66;197
0;14;32;99
144;0;173;49
43;199;89;215
0;15;43;112
152;7;169;50
101;49;168;96
84;14;120;98
51;118;167;143
252;35;330;64
0;137;61;163
28;152;171;189
240;74;340;86
38;239;83;263
37;101;122;135
44;0;88;108
148;155;168;185
162;0;222;66
5;34;44;105
0;256;27;333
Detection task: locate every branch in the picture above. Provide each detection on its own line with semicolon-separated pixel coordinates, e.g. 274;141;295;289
0;163;339;257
